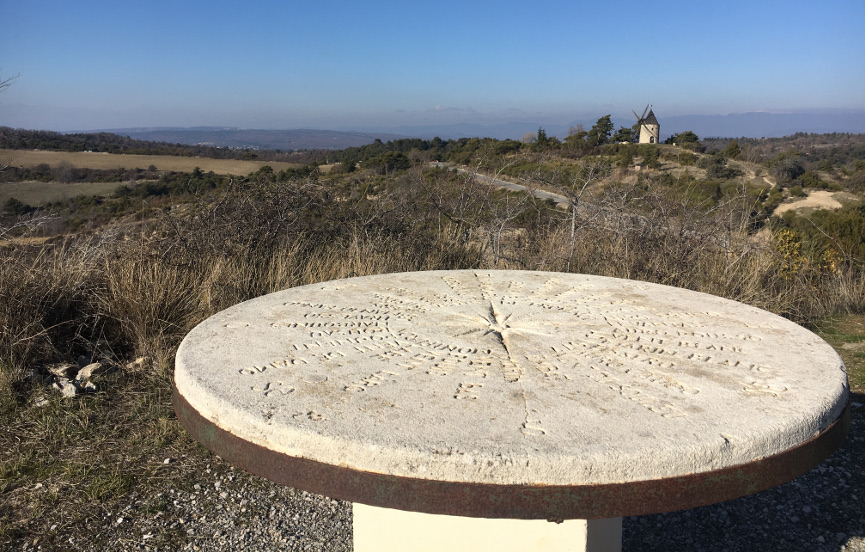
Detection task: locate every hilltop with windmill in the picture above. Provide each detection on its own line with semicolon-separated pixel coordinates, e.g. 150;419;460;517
633;105;660;144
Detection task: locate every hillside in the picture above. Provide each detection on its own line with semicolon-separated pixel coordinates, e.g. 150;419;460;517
1;128;864;551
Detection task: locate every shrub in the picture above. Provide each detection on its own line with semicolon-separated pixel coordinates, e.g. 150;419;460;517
3;197;34;215
798;170;825;189
679;151;697;166
698;154;742;180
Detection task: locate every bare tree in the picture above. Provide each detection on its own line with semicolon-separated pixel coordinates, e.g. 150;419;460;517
0;71;17;173
567;124;585;136
413;164;490;246
506;156;611;271
528;157;611;242
484;188;530;266
0;70;18;94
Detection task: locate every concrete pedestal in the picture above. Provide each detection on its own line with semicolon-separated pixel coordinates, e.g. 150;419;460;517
354;504;622;552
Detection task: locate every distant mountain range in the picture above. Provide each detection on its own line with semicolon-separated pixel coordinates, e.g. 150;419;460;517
96;111;864;151
365;111;865;141
657;111;865;140
101;127;410;151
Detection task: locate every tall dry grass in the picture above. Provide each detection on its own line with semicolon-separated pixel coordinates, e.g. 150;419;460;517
514;180;865;322
2;175;862;405
0;225;481;396
0;241;100;395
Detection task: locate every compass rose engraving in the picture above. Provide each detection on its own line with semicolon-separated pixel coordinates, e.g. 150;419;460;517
454;303;549;354
232;271;792;440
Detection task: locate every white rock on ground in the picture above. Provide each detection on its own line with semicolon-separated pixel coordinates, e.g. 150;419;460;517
75;361;113;381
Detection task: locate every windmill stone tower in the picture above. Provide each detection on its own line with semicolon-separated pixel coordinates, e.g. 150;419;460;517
633;105;660;144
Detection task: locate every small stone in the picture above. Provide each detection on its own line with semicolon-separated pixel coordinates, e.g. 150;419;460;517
47;363;77;378
816;535;825;543
34;483;43;490
837;533;847;542
116;517;124;525
194;484;201;491
125;357;148;371
50;524;57;531
55;378;79;398
163;458;173;464
76;361;112;381
803;506;812;514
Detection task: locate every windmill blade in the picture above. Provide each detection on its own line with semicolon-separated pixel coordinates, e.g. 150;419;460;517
641;104;650;119
632;109;641;121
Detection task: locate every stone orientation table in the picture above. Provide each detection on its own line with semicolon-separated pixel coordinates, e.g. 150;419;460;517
174;270;849;551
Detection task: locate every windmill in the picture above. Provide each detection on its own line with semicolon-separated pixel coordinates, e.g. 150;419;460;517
633;104;660;144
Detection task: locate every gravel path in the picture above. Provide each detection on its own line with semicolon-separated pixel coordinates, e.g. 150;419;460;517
16;402;862;552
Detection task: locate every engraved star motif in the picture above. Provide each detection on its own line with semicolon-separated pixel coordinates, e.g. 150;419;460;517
450;302;551;356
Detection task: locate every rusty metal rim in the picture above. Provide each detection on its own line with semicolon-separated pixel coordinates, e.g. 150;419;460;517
173;389;849;520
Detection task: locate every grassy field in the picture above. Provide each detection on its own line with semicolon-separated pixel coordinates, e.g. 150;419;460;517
814;315;865;392
0;180;124;206
1;150;300;175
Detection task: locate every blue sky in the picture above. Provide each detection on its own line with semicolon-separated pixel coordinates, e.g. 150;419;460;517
1;0;863;132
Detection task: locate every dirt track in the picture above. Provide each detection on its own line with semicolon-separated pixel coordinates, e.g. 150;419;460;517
775;190;843;215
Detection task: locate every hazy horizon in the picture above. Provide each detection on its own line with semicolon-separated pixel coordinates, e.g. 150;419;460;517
2;0;863;134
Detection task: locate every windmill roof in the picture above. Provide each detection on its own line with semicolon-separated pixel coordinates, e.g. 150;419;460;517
644;110;659;125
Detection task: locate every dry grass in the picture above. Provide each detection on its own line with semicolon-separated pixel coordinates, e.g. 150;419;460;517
2;174;861;390
2;150;299;175
0;241;99;391
1;166;864;549
0;223;482;547
813;315;865;392
0;369;204;549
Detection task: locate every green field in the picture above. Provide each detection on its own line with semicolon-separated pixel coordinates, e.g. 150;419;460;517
1;180;124;206
1;149;305;207
815;315;865;392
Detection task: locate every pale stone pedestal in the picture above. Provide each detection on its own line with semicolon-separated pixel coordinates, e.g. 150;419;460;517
353;504;622;552
174;270;849;551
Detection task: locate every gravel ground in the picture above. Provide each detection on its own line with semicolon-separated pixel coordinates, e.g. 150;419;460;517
623;401;865;552
15;402;862;552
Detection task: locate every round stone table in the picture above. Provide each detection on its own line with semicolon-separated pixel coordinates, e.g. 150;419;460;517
174;270;849;551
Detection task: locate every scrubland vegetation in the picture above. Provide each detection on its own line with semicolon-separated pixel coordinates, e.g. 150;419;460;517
1;127;864;548
3;128;865;395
